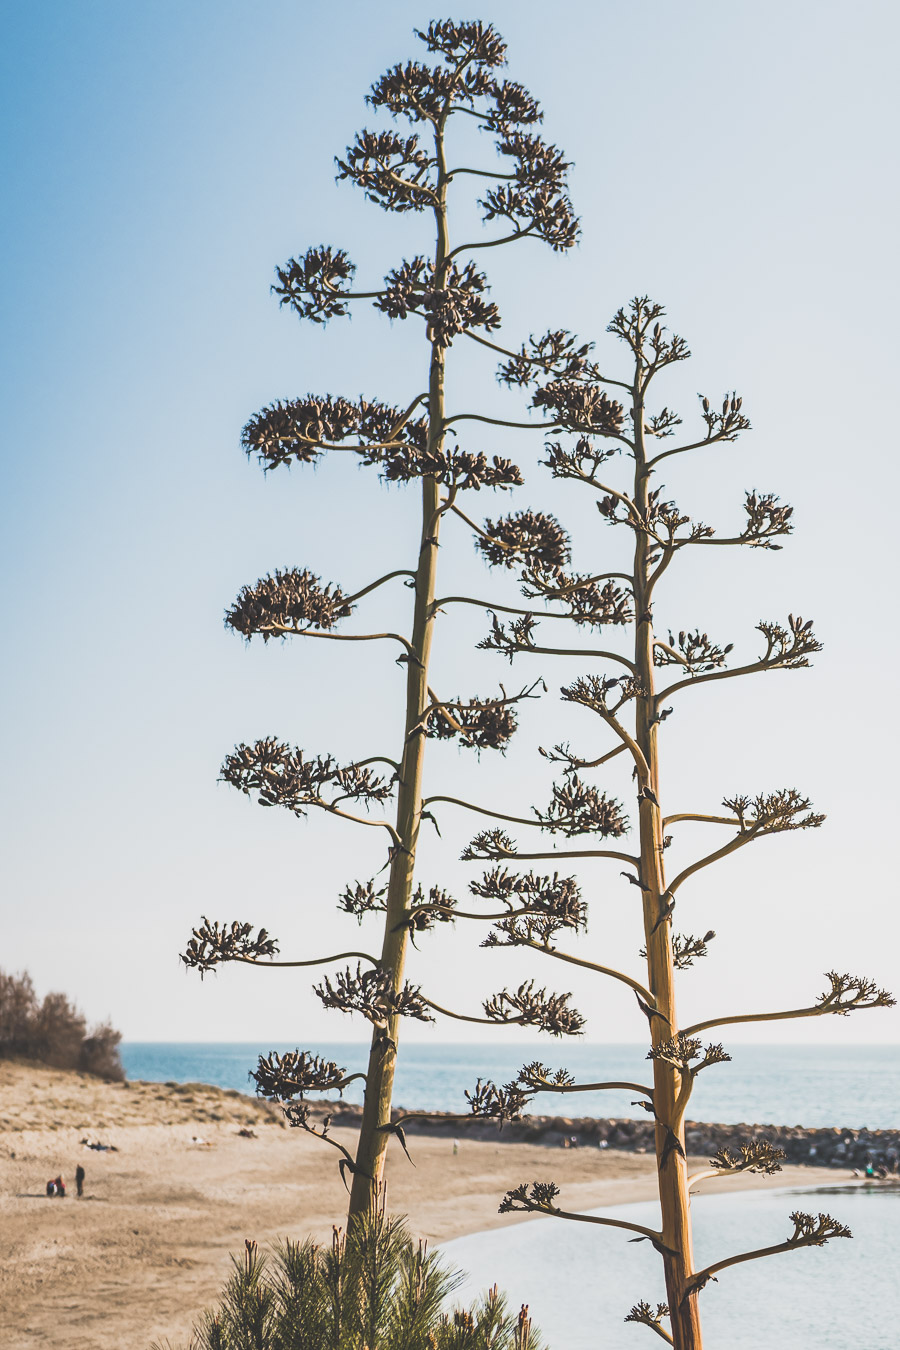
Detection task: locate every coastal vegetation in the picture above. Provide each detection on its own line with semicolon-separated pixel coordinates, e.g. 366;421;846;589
180;16;894;1350
159;1207;542;1350
0;967;123;1081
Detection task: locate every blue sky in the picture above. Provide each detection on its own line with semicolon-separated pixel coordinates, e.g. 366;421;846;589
2;0;898;1047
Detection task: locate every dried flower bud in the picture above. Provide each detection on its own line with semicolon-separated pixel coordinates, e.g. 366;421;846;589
226;569;353;640
180;918;279;976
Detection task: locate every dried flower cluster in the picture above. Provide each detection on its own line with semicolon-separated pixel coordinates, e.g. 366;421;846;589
252;1050;353;1101
465;1077;530;1124
815;971;896;1015
654;629;733;674
709;1139;786;1176
722;789;825;835
222;739;393;815
498;1181;561;1215
226;569;354;639
648;1035;731;1075
476;509;570;571
314;964;433;1025
533;775;629;838
483;980;584;1036
338;879;388;922
272;245;356;324
180;918;279;975
425;693;518;751
376;257;500;347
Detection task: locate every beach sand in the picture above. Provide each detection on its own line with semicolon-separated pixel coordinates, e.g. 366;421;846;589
0;1060;851;1349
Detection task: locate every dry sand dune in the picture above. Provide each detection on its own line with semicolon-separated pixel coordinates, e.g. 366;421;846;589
0;1060;850;1349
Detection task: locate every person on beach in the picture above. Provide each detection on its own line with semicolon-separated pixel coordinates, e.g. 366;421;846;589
75;1165;85;1198
55;1175;66;1197
46;1179;56;1197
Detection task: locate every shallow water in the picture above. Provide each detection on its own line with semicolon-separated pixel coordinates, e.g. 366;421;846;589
443;1185;900;1350
121;1041;900;1129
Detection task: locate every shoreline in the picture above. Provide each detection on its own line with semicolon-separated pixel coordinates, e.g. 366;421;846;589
0;1060;878;1350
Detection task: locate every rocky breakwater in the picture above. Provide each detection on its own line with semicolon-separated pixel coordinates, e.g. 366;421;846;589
308;1102;900;1172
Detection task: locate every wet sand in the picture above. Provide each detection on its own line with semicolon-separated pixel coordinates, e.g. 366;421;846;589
0;1060;851;1349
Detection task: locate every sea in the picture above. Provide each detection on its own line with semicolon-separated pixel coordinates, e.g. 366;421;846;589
119;1041;900;1348
120;1041;900;1130
445;1185;900;1350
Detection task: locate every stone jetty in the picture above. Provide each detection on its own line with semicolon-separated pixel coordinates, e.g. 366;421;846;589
309;1101;899;1172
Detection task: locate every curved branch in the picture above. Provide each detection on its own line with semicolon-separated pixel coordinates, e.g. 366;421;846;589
324;804;401;846
420;994;524;1027
261;627;417;658
530;1203;663;1243
424;794;545;829
436;593;613;625
344;569;416;606
530;1080;654;1098
663;813;739;829
647;429;744;471
504;639;638;671
447;225;538;260
683;1001;844;1038
666;831;757;896
230;951;380;970
482;844;641;867
444;411;558;432
687;1230;846;1293
510;938;654;1005
657;658;787;702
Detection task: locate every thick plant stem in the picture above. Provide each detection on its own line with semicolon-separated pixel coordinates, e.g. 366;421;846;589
347;472;442;1216
632;373;703;1348
348;130;450;1219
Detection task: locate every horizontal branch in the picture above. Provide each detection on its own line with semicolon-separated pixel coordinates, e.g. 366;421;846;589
530;1080;654;1098
259;627;417;658
526;1201;662;1243
435;593;610;624
424;794;544;829
662;813;739;828
230;950;380;970
512;938;654;1005
419;994;523;1027
444;411;557;432
683;1001;844;1038
687;1225;848;1293
484;844;641;867
504;639;638;670
657;658;784;702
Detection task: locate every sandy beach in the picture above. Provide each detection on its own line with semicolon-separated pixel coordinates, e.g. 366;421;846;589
0;1059;852;1349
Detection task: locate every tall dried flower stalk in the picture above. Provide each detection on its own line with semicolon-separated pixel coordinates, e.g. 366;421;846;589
451;296;894;1348
182;19;586;1220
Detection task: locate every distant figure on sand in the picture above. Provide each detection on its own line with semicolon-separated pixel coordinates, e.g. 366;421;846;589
75;1165;85;1198
46;1179;56;1197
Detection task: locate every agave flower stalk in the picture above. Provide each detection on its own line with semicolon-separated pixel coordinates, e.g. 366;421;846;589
182;19;584;1221
457;298;894;1349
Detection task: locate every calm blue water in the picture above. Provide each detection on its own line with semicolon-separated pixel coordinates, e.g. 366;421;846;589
444;1185;900;1349
120;1041;900;1129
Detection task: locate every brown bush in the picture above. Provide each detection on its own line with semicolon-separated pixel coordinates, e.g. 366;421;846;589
0;969;124;1081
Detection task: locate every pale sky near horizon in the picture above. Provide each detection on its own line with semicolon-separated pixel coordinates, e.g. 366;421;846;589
2;1;899;1051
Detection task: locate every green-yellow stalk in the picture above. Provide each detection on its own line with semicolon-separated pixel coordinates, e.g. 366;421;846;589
348;125;450;1218
631;362;703;1347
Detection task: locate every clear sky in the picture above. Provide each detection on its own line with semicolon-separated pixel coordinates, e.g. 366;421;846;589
2;0;898;1048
